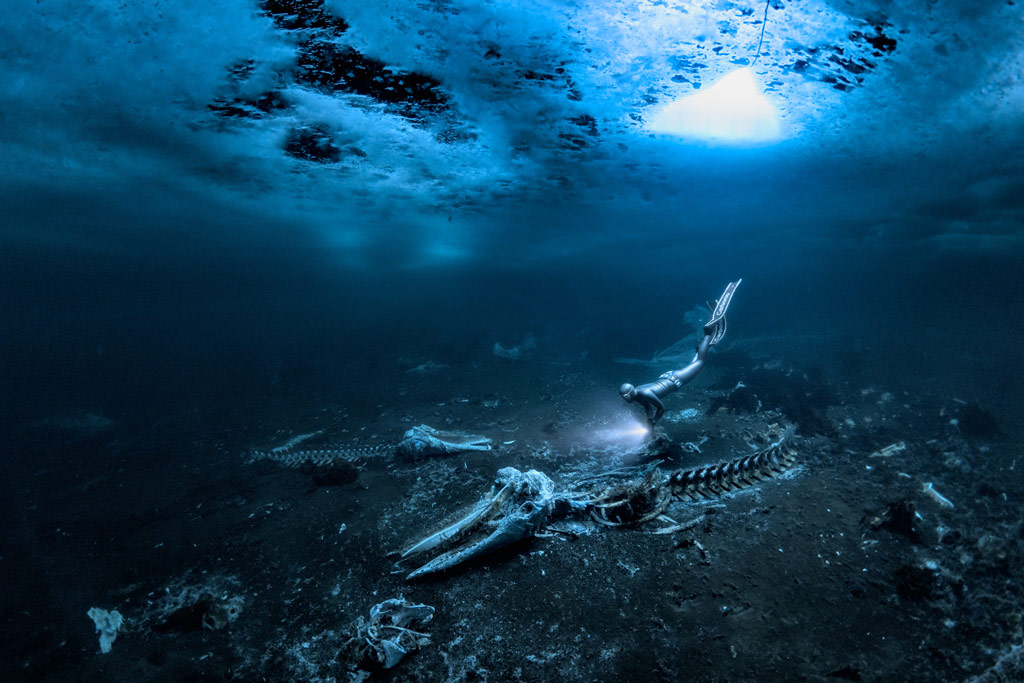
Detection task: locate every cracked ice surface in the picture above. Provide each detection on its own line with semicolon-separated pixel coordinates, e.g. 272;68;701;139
1;0;1022;266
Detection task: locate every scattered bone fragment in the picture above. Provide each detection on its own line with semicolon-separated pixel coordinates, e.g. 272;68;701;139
921;482;955;509
406;361;449;374
250;443;393;467
401;467;570;579
870;441;906;458
271;430;324;454
86;607;123;654
394;424;491;461
342;598;434;669
248;424;491;467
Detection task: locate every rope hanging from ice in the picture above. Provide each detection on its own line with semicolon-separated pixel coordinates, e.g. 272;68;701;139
752;0;771;65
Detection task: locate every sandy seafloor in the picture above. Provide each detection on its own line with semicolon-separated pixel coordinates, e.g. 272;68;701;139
2;334;1022;683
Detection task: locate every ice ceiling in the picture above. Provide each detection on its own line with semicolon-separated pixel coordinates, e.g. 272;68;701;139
2;0;1022;266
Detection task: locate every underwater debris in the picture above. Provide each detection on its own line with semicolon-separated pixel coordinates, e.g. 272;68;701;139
394;424;492;462
399;467;568;579
133;574;245;641
405;360;449;374
250;442;392;468
921;481;955;509
342;598;435;670
271;430;324;453
248;424;492;468
398;429;798;578
663;407;702;424
870;441;906;458
86;607;123;654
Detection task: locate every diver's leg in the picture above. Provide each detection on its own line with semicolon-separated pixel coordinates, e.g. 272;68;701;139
667;334;712;386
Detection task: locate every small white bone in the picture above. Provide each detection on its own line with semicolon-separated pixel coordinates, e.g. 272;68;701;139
870;441;906;458
922;482;954;509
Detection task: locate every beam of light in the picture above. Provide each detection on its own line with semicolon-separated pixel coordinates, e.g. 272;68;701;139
617;422;651;439
592;416;650;448
647;67;782;144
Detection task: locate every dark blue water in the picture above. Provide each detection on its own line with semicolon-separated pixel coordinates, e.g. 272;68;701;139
2;1;1023;680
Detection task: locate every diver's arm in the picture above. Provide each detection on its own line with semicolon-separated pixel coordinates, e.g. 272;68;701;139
647;396;665;426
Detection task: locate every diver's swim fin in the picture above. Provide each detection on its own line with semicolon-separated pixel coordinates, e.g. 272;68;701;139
703;279;742;344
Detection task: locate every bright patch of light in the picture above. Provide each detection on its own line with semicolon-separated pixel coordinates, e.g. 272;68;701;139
593;416;650;448
647;68;783;143
619;423;650;439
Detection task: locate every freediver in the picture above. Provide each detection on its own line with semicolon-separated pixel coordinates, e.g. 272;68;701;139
620;280;741;428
